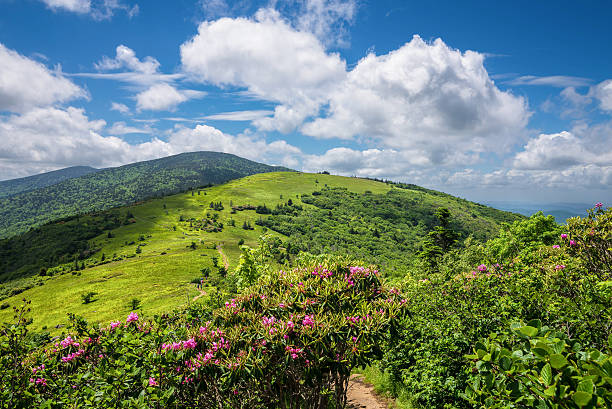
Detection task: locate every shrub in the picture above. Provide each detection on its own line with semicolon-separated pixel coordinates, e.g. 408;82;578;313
80;291;97;304
465;321;612;408
0;260;404;408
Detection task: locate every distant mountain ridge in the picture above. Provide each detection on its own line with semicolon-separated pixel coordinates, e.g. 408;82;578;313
484;201;592;223
0;166;98;198
0;151;293;239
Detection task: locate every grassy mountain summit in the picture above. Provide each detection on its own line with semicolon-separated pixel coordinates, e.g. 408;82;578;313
0;152;292;239
0;165;98;198
0;171;523;331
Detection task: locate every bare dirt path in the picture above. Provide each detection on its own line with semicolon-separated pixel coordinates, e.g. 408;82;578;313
192;288;207;302
347;374;391;409
216;244;229;270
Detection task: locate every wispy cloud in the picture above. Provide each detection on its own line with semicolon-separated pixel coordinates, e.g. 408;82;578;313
506;75;592;88
202;110;274;121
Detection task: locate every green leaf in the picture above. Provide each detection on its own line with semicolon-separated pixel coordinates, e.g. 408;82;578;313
519;326;538;337
550;354;569;369
572;391;592;407
544;385;556;397
577;379;594;394
541;363;552;386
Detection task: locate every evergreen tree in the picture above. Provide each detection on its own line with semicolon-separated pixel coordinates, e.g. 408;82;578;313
419;207;460;270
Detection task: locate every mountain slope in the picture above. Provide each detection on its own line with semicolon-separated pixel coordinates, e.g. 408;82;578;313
0;166;98;198
0;152;292;239
0;172;523;331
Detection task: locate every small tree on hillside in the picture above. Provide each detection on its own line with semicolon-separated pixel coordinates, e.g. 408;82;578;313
419;207;460;271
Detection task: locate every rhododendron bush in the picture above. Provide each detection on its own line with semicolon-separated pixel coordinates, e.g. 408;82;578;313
376;206;611;408
0;259;404;408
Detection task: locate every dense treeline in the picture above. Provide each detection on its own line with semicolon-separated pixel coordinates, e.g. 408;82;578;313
0;166;98;199
0;152;292;239
0;211;124;282
260;187;523;275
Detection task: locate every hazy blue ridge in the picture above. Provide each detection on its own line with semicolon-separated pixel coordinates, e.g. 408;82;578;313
484;201;593;223
0;166;99;198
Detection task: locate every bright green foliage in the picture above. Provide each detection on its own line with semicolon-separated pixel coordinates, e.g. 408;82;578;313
0;259;404;408
486;212;562;262
233;235;282;290
465;322;612;408
565;205;611;280
376;207;611;408
261;186;522;277
0;151;291;239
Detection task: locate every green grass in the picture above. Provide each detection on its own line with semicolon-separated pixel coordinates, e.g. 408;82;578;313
0;172;390;332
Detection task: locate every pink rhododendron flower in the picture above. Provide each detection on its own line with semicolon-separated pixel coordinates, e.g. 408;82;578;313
126;312;139;323
149;377;158;387
595;202;603;208
569;240;577;246
552;245;560;249
561;233;568;239
182;338;197;349
110;321;121;330
555;265;566;271
302;315;315;327
477;264;487;272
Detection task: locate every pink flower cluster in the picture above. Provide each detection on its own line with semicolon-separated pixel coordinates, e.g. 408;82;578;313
555;265;566;271
161;338;198;352
60;336;79;349
225;299;238;309
126;312;139;323
32;364;45;374
110;321;121;330
262;316;277;327
148;377;158;387
285;346;304;359
29;378;47;386
302;315;315;328
346;314;371;325
311;267;332;278
477;264;487;272
595;202;603;208
61;349;85;363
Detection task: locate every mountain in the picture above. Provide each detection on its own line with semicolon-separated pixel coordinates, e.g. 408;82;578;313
484;200;592;223
0;166;98;198
0;152;292;239
0;171;523;331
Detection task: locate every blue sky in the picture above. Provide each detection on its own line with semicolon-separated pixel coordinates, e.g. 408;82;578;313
0;0;611;204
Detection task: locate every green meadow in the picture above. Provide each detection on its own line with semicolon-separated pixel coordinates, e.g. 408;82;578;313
0;172;391;331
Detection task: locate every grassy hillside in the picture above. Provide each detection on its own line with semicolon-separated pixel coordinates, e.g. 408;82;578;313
0;166;98;198
0;152;291;239
0;172;523;333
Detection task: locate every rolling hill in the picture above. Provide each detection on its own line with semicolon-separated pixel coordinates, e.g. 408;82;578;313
0;152;292;239
0;171;523;332
0;165;98;198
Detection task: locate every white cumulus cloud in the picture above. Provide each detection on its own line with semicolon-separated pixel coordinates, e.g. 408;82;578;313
303;36;529;165
135;84;205;111
0;43;87;113
180;8;346;133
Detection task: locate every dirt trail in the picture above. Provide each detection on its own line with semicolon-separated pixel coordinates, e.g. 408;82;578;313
347;374;391;409
192;288;207;302
216;244;229;270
